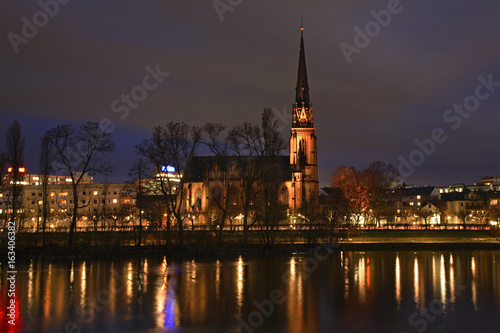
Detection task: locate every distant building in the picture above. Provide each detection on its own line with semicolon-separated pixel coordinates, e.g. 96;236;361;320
0;171;135;230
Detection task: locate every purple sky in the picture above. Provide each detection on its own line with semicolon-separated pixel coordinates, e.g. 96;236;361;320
1;0;500;187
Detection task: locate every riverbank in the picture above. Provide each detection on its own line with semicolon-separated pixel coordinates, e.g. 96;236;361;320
2;229;500;260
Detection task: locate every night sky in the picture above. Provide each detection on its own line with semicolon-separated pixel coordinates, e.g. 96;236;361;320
1;0;500;188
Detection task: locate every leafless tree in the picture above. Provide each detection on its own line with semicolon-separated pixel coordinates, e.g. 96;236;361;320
43;122;114;247
227;108;286;245
5;121;25;225
259;108;287;245
136;122;202;245
202;122;233;241
39;135;53;246
128;158;150;246
227;122;262;245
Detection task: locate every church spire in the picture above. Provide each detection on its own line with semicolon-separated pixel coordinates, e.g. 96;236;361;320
295;24;310;108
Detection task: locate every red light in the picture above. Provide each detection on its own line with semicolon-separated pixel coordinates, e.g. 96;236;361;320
7;167;13;173
19;167;26;173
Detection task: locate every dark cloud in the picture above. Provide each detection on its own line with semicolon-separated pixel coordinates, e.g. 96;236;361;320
1;0;499;187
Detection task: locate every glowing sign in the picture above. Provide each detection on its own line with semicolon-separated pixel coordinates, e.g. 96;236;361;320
161;165;176;173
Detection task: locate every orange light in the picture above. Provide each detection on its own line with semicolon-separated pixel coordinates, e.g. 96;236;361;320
19;167;26;173
7;167;13;173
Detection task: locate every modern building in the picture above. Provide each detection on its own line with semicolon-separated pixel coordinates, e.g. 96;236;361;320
0;171;135;230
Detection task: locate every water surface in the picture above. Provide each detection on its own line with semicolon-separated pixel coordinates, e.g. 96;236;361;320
2;250;500;332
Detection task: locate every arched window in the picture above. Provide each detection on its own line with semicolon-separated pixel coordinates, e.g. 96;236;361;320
209;185;222;207
228;186;239;206
194;188;202;210
280;187;289;206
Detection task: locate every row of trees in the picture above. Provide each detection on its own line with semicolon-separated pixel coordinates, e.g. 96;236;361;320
134;108;287;246
1;108;289;247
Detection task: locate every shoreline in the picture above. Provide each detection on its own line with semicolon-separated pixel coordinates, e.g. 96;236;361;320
4;241;500;261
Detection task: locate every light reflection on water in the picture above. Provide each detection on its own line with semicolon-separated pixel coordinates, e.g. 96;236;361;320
2;250;500;333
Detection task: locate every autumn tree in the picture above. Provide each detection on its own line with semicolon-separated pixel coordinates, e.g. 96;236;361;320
332;166;369;226
44;122;114;247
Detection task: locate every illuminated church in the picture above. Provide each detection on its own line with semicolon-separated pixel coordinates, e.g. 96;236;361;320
183;26;318;221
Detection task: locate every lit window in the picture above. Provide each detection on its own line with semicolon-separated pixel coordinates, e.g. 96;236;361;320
93;191;98;195
417;202;421;206
50;192;55;197
417;195;421;200
112;199;118;204
410;202;414;206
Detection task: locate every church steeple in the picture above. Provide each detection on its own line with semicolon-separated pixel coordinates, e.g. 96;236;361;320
293;25;313;128
295;25;310;108
289;22;318;209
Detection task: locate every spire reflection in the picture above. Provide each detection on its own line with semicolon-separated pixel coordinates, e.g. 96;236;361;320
395;254;401;309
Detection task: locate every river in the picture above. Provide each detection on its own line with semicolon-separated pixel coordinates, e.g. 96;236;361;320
2;250;499;332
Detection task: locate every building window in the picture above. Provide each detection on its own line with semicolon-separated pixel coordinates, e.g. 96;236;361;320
112;199;118;204
417;195;421;200
410;202;414;206
93;191;98;195
280;187;289;205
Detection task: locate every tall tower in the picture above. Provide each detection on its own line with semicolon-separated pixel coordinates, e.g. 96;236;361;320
290;25;319;209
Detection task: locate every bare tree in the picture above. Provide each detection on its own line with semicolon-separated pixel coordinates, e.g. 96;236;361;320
5;121;25;225
44;122;114;247
0;152;7;226
128;158;150;246
136;122;202;246
227;122;262;245
202;122;233;241
39;135;53;246
259;108;287;245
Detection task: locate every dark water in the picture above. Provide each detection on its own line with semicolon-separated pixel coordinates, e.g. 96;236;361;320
2;250;500;333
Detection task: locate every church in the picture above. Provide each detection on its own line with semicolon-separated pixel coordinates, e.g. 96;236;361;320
183;26;319;223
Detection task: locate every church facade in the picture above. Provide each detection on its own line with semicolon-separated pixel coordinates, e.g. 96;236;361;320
183;27;318;223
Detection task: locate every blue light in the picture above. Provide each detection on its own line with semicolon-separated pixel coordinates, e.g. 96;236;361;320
161;165;176;173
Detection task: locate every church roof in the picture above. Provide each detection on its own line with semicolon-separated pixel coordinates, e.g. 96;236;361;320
184;155;292;182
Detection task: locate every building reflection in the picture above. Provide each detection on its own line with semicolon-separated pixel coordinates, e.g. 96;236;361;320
414;255;420;308
471;255;478;311
236;256;244;314
155;258;180;329
395;254;401;309
8;250;500;332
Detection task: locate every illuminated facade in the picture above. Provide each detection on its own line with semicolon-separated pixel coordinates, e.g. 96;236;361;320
182;26;319;223
0;173;135;230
